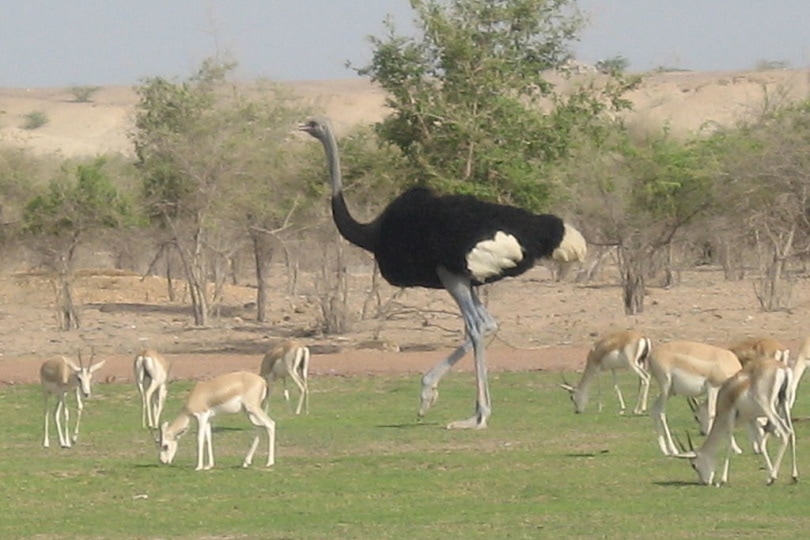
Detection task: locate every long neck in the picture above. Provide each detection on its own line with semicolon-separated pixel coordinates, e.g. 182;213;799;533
318;126;378;251
700;406;734;457
166;411;192;438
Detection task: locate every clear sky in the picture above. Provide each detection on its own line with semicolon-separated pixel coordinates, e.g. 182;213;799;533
1;0;808;88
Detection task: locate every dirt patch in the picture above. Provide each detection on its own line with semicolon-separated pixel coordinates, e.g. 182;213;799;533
1;265;807;386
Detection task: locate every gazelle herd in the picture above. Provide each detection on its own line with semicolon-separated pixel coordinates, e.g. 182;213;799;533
37;339;311;472
563;330;807;486
30;331;807;485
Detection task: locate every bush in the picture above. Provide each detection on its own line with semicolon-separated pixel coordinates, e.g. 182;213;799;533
68;86;101;103
21;111;48;130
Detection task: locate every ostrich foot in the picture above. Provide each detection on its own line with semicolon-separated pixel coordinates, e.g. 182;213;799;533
446;414;488;430
417;385;439;420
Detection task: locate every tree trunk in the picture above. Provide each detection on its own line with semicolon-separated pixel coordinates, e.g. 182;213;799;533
619;246;646;315
250;229;274;323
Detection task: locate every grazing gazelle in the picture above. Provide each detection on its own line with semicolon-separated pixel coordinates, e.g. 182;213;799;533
693;336;807;455
560;330;652;415
648;341;742;456
259;340;311;415
728;337;789;368
40;351;106;448
673;358;797;486
134;349;171;429
158;371;276;471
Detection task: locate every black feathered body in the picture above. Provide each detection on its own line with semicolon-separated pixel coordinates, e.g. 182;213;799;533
332;187;566;289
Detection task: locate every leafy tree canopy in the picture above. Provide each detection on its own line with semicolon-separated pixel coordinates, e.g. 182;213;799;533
357;0;637;211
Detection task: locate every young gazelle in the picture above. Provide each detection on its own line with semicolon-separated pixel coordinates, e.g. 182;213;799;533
40;352;106;448
728;337;789;368
648;341;742;456
134;349;171;429
674;358;797;486
158;371;276;471
560;330;652;415
259;340;311;415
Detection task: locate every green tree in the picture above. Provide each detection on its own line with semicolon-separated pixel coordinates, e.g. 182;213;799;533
23;158;134;329
357;0;637;210
709;99;810;311
133;59;310;325
564;128;718;314
0;147;44;253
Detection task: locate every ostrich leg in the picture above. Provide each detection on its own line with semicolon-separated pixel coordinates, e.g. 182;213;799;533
419;268;497;429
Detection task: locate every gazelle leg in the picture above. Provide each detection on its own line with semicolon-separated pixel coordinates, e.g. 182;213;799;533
43;393;51;448
72;388;83;444
287;366;308;416
137;380;148;428
195;416;207;471
243;405;276;467
154;385;167;429
651;380;676;455
631;366;651;415
55;398;70;448
611;370;626;414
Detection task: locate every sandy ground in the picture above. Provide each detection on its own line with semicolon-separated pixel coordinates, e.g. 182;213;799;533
3;68;810;384
1;264;808;386
2;69;809;159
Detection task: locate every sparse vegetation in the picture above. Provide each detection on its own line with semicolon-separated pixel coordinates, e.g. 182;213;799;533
755;59;790;71
68;85;101;102
21;110;48;130
596;54;630;75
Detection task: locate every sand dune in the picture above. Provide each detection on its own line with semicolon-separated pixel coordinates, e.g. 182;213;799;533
1;69;808;158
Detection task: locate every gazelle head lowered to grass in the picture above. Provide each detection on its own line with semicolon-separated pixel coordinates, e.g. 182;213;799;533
157;420;182;465
560;330;652;415
157;372;275;471
673;359;797;486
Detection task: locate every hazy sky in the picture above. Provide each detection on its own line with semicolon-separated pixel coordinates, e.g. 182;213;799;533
2;1;809;88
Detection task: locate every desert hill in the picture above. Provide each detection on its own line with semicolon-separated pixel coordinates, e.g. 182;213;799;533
1;69;809;159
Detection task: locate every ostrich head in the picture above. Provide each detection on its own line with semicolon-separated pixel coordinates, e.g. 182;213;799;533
299;117;332;141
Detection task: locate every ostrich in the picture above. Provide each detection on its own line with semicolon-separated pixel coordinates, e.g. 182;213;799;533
300;117;586;429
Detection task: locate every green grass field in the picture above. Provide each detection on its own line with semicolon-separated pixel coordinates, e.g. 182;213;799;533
2;371;809;539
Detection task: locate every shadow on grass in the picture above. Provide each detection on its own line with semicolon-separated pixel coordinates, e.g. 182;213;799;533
653;480;700;487
376;422;441;429
565;452;611;458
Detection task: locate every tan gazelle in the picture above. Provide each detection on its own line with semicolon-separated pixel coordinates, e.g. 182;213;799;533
673;358;797;486
134;349;171;429
158;371;275;471
260;340;311;415
648;341;742;456
560;330;652;415
40;350;106;448
728;337;789;368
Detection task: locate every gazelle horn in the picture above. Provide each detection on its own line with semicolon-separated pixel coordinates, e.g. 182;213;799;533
559;374;575;392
